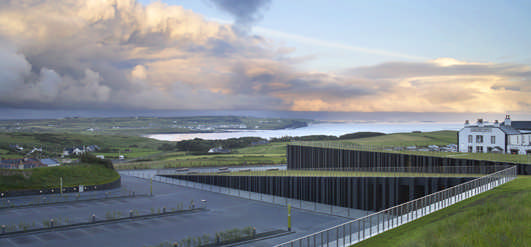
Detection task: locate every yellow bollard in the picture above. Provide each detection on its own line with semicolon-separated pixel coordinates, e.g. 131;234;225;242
288;204;292;232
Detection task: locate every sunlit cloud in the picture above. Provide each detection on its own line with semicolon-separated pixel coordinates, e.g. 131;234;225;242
0;0;530;113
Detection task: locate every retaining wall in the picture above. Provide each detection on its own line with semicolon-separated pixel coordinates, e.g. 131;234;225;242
287;145;531;175
0;177;121;197
165;175;473;211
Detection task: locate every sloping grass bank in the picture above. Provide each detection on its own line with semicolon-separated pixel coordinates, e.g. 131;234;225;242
353;176;531;247
0;164;120;191
114;154;285;170
212;170;482;178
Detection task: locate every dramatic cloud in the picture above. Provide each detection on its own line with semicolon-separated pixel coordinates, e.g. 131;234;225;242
0;0;530;113
208;0;271;34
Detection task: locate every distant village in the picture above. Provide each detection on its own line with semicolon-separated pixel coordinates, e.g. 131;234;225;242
0;144;119;169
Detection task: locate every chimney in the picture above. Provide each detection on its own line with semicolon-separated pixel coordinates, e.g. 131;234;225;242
504;115;511;126
494;120;499;127
465;120;469;126
477;118;484;127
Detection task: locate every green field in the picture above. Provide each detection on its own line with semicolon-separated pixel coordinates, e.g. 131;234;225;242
353;176;531;247
0;132;170;159
334;130;458;146
114;153;286;170
114;142;289;170
235;142;287;155
0;132;167;149
0;164;120;191
0;116;310;136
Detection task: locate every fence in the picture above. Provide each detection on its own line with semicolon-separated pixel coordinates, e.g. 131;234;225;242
121;170;369;218
122;165;517;246
274;165;517;247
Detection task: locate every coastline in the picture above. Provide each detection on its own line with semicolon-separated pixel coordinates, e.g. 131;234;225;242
146;122;463;142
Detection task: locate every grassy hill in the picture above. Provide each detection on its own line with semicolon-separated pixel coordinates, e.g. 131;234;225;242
353;176;531;247
0;132;170;159
0;116;310;135
334;130;457;146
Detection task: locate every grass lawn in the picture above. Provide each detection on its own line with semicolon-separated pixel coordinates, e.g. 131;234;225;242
93;148;163;159
0;164;120;191
335;130;457;147
235;142;287;155
114;142;290;170
114;153;286;170
352;176;531;247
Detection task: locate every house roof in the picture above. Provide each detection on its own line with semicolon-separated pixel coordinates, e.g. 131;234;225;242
499;125;521;135
0;158;46;169
498;120;531;134
510;121;531;130
40;158;59;165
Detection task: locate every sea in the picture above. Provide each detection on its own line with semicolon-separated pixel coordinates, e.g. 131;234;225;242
147;122;463;141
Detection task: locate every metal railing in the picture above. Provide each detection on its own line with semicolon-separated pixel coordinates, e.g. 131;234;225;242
274;165;517;247
156;166;507;177
123;169;367;218
122;165;517;246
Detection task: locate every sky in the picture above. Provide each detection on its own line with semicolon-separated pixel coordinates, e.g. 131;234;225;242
0;0;530;117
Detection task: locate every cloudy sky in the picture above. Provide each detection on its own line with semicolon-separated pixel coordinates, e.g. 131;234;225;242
1;0;530;114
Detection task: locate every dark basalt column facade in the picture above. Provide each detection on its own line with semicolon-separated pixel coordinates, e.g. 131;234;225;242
164;174;473;211
287;145;531;175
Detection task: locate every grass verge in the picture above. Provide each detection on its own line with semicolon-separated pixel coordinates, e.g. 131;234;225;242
114;154;285;170
352;176;531;247
0;164;120;191
206;170;482;178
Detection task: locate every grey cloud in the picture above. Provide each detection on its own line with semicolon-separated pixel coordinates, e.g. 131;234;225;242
209;0;271;34
0;0;286;110
225;62;376;102
490;85;521;91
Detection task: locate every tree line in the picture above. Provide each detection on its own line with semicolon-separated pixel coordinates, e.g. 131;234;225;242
168;132;385;154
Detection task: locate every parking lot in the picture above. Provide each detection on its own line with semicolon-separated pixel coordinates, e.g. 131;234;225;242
0;173;362;246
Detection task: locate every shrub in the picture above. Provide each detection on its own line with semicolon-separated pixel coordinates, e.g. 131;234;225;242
79;153;114;169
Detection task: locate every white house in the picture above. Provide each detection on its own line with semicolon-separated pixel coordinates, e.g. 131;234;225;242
458;115;531;155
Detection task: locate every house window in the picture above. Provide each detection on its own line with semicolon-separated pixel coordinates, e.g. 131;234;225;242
476;146;483;153
468;146;473;152
468;135;473;143
491;136;495;144
476;135;483;143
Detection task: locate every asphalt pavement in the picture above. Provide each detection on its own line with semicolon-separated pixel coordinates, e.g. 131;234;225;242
0;173;366;246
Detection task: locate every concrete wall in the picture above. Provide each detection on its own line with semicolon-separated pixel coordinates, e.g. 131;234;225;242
287;145;531;175
165;174;473;211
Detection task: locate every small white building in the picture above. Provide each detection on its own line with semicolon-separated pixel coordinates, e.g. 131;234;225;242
458;115;531;154
40;158;60;167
